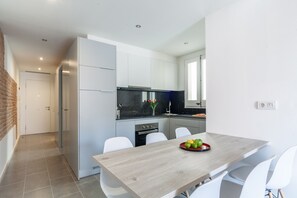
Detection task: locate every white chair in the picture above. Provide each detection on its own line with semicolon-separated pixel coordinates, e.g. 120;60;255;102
229;145;297;198
100;137;133;198
189;171;227;198
146;132;168;145
175;127;191;138
220;156;275;198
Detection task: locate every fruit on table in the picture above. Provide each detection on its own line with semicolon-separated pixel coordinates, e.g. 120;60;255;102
185;139;203;149
186;140;194;144
185;142;191;149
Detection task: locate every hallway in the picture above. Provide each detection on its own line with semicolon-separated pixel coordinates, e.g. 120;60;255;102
0;133;106;198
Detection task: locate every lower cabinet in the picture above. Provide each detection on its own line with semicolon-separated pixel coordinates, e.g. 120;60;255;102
116;117;206;144
169;118;206;139
116;120;135;146
158;118;170;139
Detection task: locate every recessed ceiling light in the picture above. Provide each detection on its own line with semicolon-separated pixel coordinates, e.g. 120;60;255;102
38;67;42;71
135;25;142;28
40;57;43;61
42;38;47;42
184;42;189;45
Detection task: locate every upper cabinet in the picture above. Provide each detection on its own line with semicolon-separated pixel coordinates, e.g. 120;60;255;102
79;39;116;69
151;59;178;90
128;54;151;88
117;52;178;90
116;51;129;87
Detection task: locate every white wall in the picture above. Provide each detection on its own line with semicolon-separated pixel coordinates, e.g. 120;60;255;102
177;49;205;90
0;36;19;179
206;0;297;196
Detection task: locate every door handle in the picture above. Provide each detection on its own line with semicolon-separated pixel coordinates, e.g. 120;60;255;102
45;106;51;110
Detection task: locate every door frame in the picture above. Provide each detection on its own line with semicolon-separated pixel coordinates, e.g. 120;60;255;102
20;72;55;135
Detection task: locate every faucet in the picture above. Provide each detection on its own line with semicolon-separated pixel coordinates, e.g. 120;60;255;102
166;101;171;114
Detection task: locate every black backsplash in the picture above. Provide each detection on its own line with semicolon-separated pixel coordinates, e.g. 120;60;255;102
117;89;205;118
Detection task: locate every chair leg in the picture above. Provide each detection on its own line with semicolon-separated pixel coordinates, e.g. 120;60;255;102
185;190;190;198
279;189;285;198
268;191;273;198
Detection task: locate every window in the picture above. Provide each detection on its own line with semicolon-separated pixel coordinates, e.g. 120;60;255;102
185;55;206;108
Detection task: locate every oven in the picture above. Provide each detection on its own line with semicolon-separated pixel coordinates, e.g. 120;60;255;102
135;123;159;147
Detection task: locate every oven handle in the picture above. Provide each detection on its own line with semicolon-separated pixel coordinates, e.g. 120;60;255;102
137;129;159;135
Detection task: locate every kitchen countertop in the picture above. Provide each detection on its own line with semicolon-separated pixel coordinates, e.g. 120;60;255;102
116;114;206;121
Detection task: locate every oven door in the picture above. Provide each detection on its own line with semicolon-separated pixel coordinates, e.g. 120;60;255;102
135;129;159;147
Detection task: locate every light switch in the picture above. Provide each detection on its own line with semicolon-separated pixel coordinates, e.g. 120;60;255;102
256;101;277;110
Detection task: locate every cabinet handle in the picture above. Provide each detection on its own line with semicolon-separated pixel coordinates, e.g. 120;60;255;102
100;90;115;93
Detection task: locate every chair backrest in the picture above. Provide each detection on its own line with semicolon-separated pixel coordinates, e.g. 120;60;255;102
266;145;297;189
100;137;133;197
146;132;168;145
190;171;227;198
239;156;275;198
175;127;191;138
103;137;133;153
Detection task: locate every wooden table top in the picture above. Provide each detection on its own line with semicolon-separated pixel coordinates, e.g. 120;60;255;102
93;132;268;198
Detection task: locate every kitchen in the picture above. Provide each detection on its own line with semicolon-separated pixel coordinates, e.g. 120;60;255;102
58;34;207;178
0;0;297;197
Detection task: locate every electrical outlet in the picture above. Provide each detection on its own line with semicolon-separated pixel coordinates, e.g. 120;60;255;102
256;101;277;110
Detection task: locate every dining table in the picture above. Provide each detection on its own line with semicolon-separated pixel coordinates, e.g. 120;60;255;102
93;132;268;198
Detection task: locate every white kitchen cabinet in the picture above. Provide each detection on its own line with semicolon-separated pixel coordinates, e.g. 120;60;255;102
158;118;170;139
128;54;151;88
62;37;116;179
80;65;116;91
164;61;178;90
79;90;116;176
116;51;129;87
79;38;116;69
150;59;178;91
116;120;135;146
150;59;164;90
169;118;206;139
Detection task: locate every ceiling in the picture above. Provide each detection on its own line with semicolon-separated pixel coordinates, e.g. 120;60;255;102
0;0;239;73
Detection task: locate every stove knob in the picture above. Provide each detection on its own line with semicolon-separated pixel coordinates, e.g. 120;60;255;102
142;126;145;129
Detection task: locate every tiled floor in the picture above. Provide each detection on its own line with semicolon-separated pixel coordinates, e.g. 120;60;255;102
0;133;106;198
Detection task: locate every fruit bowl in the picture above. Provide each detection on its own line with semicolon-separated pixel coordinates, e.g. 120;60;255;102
179;142;211;152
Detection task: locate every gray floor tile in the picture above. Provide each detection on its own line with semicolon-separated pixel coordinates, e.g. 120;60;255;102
61;192;83;198
48;167;70;180
0;170;26;186
26;159;47;175
46;156;65;167
51;176;78;198
0;182;24;198
78;179;106;198
25;171;50;192
24;186;53;198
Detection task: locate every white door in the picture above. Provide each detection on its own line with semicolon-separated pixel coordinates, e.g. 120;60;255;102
25;79;51;134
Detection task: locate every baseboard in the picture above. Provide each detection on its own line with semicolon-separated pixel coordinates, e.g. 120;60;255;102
0;135;20;181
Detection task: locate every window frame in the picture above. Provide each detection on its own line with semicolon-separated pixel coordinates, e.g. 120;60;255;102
184;55;206;108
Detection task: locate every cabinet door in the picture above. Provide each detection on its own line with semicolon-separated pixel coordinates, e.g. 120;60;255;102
169;118;206;139
116;121;135;146
150;59;164;90
79;38;116;69
79;90;116;176
164;61;178;90
128;54;151;87
116;51;129;87
80;66;116;91
158;118;170;139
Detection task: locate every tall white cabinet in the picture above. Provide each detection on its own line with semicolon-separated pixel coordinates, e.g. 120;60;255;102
62;37;116;179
